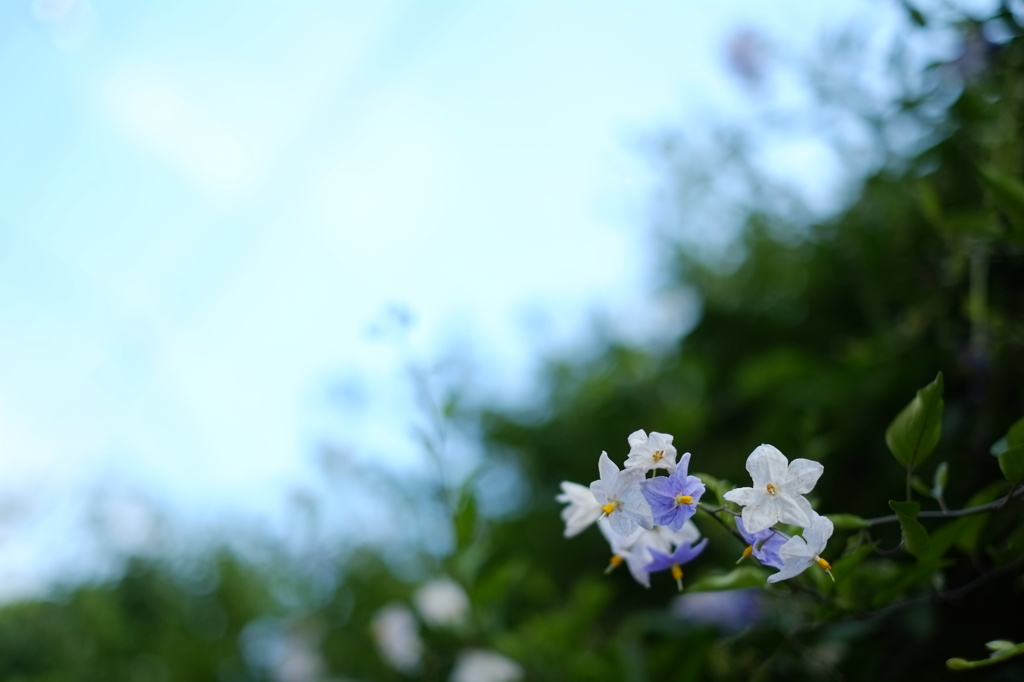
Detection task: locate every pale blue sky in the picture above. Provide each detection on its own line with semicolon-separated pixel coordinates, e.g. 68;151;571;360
0;0;943;594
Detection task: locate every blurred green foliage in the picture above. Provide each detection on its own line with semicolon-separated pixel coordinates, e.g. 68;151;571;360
2;2;1024;680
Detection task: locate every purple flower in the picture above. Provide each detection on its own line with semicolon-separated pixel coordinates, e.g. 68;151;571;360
645;537;709;591
640;452;706;531
735;516;786;570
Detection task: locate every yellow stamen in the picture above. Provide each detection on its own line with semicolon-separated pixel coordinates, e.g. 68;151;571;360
671;564;684;592
652;449;664;462
816;557;835;581
675;494;694;506
602;502;616;516
765;483;777;496
605;555;624;575
736;545;754;565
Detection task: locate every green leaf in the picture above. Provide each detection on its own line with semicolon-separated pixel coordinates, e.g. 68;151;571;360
991;437;1009;456
1007;417;1024;448
686;566;767;592
889;500;931;558
954;481;1006;554
932;461;949;501
977;164;1024;232
692;472;729;506
905;4;927;27
910;475;931;498
886;372;944;471
826;513;870;530
453;486;479;550
991;417;1024;483
996;445;1024;484
989;417;1024;457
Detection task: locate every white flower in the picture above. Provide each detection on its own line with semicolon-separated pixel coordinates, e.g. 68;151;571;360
370;603;422;674
767;514;834;583
556;481;603;537
450;649;524;682
413;577;470;629
590;451;653;535
598;520;701;588
598;522;654;587
723;444;823;534
624;429;678;473
653;519;702;548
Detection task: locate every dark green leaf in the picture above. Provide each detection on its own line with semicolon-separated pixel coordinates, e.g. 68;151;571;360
997;445;1024;484
889;500;931;558
692;472;728;506
977;164;1024;232
910;475;931;498
826;513;871;530
932;461;948;501
686;566;767;592
1007;417;1024;448
885;372;944;471
954;481;1006;554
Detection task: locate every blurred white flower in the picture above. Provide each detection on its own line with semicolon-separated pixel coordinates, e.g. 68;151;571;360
450;649;524;682
370;603;422;674
556;481;603;538
413;577;470;629
275;625;325;682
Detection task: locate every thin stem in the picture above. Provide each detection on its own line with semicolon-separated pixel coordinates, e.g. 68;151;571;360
864;486;1024;526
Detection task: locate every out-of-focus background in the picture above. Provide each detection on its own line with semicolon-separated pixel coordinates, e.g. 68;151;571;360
0;0;887;592
2;0;1024;680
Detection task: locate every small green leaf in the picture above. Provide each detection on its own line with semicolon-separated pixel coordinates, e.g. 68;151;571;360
692;472;729;506
990;417;1024;457
932;461;949;500
826;513;870;530
954;481;1005;554
928;518;968;560
1007;417;1024;448
889;500;931;558
906;5;927;27
986;640;1016;652
946;658;970;670
991;437;1008;456
916;180;942;224
910;475;931;498
886;372;944;471
977;164;1024;231
996;445;1024;484
686;566;766;592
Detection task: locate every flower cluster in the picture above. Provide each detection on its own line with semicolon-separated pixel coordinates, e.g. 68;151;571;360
557;433;834;589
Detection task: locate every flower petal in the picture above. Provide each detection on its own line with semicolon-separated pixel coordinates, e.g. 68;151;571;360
785;458;824;494
772;491;816;528
745;444;790;485
801;514;834;553
607;510;636;536
675;451;691;477
627;430;648;449
739;501;777;535
723;486;757;506
597;451;619;489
